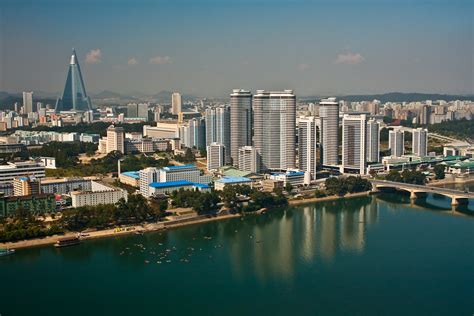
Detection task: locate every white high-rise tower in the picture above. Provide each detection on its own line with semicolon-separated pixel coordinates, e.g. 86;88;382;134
342;113;367;175
298;116;318;179
171;92;182;115
320;97;339;167
253;90;296;171
230;89;252;166
366;119;380;163
412;128;428;157
389;128;405;157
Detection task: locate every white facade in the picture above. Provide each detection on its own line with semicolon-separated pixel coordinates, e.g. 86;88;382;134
253;90;296;171
238;146;260;173
230;89;252;166
0;161;45;184
40;177;92;194
23;91;34;114
320;97;339;166
298;116;318;179
139;167;160;197
342;114;367;174
207;142;225;171
412;128;428;157
106;125;124;153
71;181;127;208
143;123;179;139
159;165;201;183
389;128;405;157
171;92;182;115
205;106;230;163
366;119;380;163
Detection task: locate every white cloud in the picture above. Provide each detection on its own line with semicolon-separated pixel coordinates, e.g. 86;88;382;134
297;63;310;71
149;56;171;65
128;57;138;65
85;49;102;64
334;52;364;65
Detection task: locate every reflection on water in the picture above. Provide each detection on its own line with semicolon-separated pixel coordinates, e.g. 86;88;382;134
225;197;379;281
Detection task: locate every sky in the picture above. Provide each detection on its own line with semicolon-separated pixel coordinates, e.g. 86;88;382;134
0;0;473;97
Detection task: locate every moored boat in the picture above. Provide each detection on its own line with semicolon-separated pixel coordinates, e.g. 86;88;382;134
0;248;15;256
54;237;81;248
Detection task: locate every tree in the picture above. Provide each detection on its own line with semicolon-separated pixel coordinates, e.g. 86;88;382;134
314;189;326;198
325;177;347;196
434;164;446;180
285;182;294;194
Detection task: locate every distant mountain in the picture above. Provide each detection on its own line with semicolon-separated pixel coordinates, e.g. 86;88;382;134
92;90;123;99
302;92;473;103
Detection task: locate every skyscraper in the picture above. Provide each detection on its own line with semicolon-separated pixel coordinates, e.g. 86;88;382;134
412;128;428;157
419;104;431;125
230;89;252;166
22;92;33;114
55;49;92;112
298;116;318;179
366;119;380;163
205;106;230;163
253;90;296;171
320;97;339;167
342;113;367;175
207;142;225;171
389;128;405;157
171;92;182;115
181;118;205;149
127;103;138;117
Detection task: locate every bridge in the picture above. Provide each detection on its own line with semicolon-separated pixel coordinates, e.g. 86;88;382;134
370;179;474;206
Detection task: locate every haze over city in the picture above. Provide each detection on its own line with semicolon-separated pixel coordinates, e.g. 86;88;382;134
1;0;473;97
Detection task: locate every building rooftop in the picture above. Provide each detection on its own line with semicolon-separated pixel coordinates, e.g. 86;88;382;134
215;176;252;184
120;171;140;179
149;180;209;189
163;164;196;171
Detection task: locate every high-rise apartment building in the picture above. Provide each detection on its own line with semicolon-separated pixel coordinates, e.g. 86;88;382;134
205;106;230;163
207;142;225;171
55;49;93;112
181;118;205;149
13;176;40;196
342;114;367;175
230;89;252;166
412;128;428;157
171;92;182;115
253;90;296;171
139;167;160;197
298;116;318;179
419;104;431;125
22;92;34;114
389;128;405;157
106;125;125;153
320;97;339;166
366;119;380;163
127;103;138;118
238;146;260;173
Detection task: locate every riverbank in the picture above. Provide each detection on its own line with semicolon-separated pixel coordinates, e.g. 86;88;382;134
288;191;371;206
0;213;242;250
428;176;474;187
1;191;374;250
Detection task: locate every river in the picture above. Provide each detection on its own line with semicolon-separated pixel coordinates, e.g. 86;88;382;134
1;193;473;316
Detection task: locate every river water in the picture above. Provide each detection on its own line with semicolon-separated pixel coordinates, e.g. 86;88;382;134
1;193;473;316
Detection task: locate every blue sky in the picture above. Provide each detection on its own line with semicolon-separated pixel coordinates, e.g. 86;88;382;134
0;0;472;97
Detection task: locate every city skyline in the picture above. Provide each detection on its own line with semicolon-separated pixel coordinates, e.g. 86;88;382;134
1;0;472;97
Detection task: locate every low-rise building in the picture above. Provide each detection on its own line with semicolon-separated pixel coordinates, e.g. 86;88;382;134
119;171;140;187
0;161;46;184
40;177;93;195
0;194;56;217
269;170;305;187
214;176;253;191
149;180;210;196
70;181;127;208
261;179;284;192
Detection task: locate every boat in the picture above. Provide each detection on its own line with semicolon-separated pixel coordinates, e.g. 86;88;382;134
54;236;81;248
0;248;15;257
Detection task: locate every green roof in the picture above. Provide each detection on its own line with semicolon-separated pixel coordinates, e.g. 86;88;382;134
220;166;253;178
